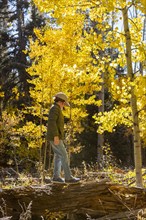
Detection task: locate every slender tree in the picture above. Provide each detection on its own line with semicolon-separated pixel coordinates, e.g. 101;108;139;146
93;1;146;187
122;5;143;187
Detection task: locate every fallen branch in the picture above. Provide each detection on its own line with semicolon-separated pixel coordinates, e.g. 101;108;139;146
0;218;12;220
95;209;141;220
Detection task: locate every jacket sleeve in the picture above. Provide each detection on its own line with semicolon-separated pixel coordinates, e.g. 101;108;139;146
47;105;59;140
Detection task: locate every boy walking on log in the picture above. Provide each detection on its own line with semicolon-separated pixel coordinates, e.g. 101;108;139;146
47;92;80;183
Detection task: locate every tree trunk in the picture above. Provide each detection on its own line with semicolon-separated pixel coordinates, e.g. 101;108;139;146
97;75;104;168
0;181;146;219
122;6;143;187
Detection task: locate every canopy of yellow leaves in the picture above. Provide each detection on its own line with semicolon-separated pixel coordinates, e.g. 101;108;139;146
23;0;146;148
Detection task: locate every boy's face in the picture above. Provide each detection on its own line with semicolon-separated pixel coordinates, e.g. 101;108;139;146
59;101;65;110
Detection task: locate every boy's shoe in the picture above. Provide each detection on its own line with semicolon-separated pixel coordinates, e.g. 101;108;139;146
52;177;64;183
65;177;80;183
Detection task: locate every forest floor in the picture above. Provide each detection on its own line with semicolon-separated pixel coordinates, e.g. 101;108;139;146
0;166;146;220
1;165;146;188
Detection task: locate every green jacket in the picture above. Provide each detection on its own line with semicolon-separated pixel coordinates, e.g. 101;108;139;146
47;103;64;141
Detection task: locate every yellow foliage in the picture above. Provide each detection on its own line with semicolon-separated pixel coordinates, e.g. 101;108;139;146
94;75;146;143
26;3;105;138
93;106;132;134
0;111;23;148
0;91;4;98
26;0;146;147
109;77;132;104
18;122;46;148
0;86;4;98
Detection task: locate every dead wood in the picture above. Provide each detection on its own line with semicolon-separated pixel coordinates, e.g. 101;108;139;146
0;180;146;220
0;218;12;220
94;209;142;220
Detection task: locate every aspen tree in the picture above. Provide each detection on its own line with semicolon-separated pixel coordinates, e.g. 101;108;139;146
24;2;102;173
93;1;146;187
122;5;143;187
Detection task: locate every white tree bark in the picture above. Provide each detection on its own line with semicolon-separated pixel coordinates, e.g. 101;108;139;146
122;6;143;187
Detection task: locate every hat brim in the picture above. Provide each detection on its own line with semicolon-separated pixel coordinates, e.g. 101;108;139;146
53;96;70;107
65;101;70;107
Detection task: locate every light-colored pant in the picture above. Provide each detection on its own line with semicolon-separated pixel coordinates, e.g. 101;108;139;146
50;140;72;180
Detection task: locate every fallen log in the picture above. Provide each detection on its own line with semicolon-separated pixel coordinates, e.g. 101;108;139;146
0;180;146;220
